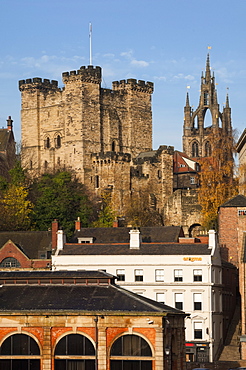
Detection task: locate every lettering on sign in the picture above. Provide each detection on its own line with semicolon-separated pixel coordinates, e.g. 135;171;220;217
183;257;202;262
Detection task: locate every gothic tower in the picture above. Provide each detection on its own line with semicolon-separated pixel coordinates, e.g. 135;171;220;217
182;54;232;158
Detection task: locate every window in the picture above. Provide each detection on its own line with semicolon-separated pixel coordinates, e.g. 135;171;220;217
0;334;40;369
204;91;209;105
190;177;196;184
175;293;183;310
110;334;152;370
56;135;61;148
205;141;211;157
54;334;95;370
112;141;116;152
192;142;199;157
174;269;183;282
194;322;203;339
193;293;202;310
116;269;125;281
155;269;164;282
95;175;99;188
45;137;50;149
135;269;143;282
156;293;165;304
193;269;202;282
0;257;21;268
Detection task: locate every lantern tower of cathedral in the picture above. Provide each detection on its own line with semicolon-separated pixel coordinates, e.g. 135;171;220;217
182;54;232;159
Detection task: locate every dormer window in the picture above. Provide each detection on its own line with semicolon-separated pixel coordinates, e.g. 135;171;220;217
78;237;94;244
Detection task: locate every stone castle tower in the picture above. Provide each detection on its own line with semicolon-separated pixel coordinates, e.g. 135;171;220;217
182;54;232;158
19;66;153;189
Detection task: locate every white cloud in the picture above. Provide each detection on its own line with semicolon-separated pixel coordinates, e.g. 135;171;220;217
131;59;149;67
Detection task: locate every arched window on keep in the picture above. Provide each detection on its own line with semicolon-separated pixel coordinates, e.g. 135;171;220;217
110;334;153;370
54;333;95;370
45;137;50;149
0;333;40;369
56;135;61;148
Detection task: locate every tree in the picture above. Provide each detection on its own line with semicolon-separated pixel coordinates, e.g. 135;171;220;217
92;191;115;227
30;171;94;238
125;189;163;227
198;129;238;230
0;161;33;231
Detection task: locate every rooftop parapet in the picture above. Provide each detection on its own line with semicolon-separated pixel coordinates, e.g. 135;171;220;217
62;65;102;84
19;78;59;91
112;79;154;93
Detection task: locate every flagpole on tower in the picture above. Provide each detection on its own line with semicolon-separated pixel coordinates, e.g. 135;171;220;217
89;22;93;65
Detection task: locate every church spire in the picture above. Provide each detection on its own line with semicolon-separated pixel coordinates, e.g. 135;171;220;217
205;53;211;82
226;93;230;108
186;92;190;107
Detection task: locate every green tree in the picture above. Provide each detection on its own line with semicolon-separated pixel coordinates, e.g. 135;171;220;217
30;171;94;237
92;191;115;227
198;129;238;230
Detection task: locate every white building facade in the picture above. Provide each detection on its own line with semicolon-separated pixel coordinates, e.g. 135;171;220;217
52;227;223;363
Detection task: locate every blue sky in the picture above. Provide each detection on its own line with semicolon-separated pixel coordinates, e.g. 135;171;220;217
1;0;246;151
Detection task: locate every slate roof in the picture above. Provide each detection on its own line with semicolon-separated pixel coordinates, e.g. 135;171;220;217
220;194;246;208
72;226;184;244
0;271;184;315
0;129;11;152
0;231;52;259
59;243;211;256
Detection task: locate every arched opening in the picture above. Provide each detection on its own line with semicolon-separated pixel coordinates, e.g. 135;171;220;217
45;137;50;149
0;257;21;268
56;135;61;148
188;223;202;237
204;141;212;157
54;334;95;370
191;142;199;157
0;333;40;369
110;334;153;370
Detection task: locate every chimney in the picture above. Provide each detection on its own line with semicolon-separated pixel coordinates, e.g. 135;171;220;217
52;219;59;251
113;219;118;228
75;217;81;231
57;229;66;251
208;229;216;250
129;229;141;249
6;116;13;132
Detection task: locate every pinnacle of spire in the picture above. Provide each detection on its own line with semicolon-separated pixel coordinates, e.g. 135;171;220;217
186;92;190;107
226;93;230;108
205;53;211;82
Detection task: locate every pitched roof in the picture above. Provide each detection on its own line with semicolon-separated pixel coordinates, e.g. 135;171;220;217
72;226;184;244
0;271;184;315
0;231;52;259
0;129;13;152
59;242;211;256
220;194;246;208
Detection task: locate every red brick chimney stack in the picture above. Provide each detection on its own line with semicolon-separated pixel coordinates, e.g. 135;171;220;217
52;219;59;250
6;116;13;132
75;217;81;231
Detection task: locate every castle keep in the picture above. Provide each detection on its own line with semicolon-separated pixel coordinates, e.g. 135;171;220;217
19;55;233;233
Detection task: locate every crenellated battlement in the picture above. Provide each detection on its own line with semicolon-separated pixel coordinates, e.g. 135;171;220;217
19;78;59;92
62;65;101;84
112;79;154;93
92;151;131;163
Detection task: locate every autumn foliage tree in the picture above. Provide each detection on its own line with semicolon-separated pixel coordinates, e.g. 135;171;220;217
0;161;33;231
198;129;238;230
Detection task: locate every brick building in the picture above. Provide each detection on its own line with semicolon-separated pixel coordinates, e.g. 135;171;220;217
0;116;16;179
0;270;186;370
0;230;52;270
